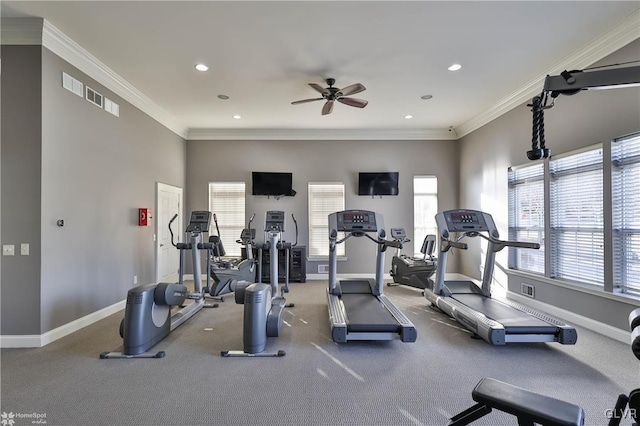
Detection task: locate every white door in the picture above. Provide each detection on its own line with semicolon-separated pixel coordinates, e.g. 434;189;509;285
157;183;183;283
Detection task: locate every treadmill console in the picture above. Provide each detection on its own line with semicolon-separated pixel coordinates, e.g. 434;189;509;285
185;211;212;233
443;210;489;232
335;210;377;232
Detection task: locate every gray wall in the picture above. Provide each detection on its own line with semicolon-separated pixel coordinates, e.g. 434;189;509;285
1;45;43;335
186;139;459;275
457;39;640;331
0;44;187;335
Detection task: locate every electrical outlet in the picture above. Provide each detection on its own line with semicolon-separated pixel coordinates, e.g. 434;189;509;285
133;276;138;284
3;245;15;256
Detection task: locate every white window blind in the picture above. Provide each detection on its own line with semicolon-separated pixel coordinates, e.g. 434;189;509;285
208;182;246;257
413;176;438;256
508;163;545;274
308;183;345;257
612;133;640;294
549;147;604;285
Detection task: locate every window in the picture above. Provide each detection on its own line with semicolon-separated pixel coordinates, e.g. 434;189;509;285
208;182;246;257
413;176;438;256
549;147;604;286
508;163;545;274
308;183;345;258
612;133;640;294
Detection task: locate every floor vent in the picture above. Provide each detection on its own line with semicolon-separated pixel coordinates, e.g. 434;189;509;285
521;283;535;298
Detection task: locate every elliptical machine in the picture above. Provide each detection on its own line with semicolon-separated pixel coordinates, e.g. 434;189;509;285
221;211;296;357
389;228;438;291
100;211;217;359
208;213;257;301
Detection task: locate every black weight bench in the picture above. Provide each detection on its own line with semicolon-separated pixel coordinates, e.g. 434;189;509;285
448;377;585;426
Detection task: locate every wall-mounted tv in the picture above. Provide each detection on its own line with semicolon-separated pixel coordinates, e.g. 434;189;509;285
358;172;399;196
252;171;295;196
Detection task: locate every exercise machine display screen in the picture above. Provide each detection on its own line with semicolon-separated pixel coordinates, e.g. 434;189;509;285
444;210;487;232
265;210;285;232
186;211;212;233
336;210;377;232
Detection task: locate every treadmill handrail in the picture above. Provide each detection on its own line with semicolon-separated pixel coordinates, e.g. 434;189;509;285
465;231;540;252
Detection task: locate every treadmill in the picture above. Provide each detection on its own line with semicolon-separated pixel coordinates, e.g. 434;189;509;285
326;210;417;343
425;209;577;345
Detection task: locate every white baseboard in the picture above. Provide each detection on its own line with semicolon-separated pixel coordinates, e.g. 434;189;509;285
188;273;393;282
507;291;631;344
1;299;126;348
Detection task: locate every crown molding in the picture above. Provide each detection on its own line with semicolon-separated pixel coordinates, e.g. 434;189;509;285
3;12;638;143
1;17;43;44
456;9;640;139
186;127;457;141
40;20;189;138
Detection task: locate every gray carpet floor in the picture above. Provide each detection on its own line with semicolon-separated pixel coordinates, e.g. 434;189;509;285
1;280;638;425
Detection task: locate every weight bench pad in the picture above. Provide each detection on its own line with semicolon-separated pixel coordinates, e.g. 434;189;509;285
472;378;585;426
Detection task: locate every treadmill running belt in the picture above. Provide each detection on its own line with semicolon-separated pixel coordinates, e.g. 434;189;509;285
341;293;400;333
452;294;558;333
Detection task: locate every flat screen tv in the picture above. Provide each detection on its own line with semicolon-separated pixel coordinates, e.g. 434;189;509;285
358;172;399;196
252;172;295;196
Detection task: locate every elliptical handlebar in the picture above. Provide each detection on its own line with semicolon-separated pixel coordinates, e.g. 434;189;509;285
169;213;179;248
291;213;298;247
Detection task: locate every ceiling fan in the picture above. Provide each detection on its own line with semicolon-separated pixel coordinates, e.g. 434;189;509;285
291;78;368;115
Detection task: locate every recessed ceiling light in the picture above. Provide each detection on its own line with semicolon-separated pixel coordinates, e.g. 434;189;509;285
218;94;230;100
448;64;462;71
195;64;209;72
404;115;413;119
232;115;241;120
421;94;433;100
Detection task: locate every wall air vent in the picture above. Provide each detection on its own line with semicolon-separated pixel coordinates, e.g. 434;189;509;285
521;283;535;298
62;72;83;97
104;97;120;117
85;86;103;108
318;264;329;274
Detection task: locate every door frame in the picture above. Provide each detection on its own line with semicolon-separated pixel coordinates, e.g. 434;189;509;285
156;182;183;283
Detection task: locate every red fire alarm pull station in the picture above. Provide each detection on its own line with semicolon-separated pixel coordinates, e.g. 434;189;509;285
138;208;150;226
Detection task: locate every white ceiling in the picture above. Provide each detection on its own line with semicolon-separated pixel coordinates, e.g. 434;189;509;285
2;1;639;139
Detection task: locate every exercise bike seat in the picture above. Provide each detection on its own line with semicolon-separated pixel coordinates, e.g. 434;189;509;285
470;378;584;426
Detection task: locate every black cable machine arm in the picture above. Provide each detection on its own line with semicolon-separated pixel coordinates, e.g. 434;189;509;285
527;64;640;161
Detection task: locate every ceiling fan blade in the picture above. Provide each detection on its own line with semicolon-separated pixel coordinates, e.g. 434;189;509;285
309;83;330;96
338;83;366;97
291;98;324;105
337;97;368;108
322;100;334;115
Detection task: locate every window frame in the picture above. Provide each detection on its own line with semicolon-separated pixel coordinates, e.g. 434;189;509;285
507;162;545;274
413;176;438;257
208;181;246;258
308;182;345;259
